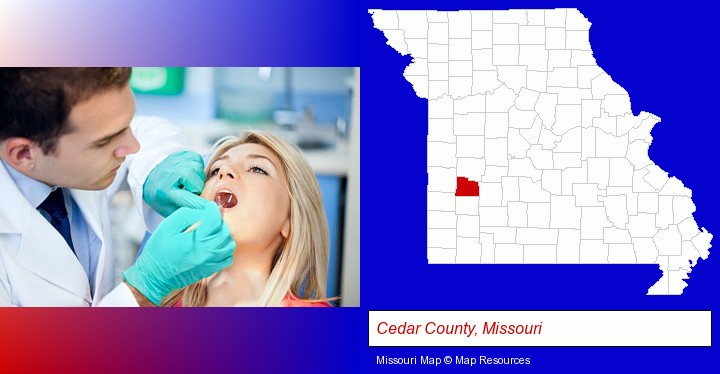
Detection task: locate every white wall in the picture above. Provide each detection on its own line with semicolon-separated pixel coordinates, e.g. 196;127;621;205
341;68;360;306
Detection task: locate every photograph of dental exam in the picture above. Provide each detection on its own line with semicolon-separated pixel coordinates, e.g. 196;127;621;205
0;67;359;307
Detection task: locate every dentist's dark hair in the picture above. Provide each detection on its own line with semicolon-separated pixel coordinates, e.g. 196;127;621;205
0;68;132;154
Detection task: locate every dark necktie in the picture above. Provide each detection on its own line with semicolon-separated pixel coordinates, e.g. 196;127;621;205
38;188;75;253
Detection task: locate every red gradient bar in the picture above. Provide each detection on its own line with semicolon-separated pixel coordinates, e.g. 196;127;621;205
0;308;359;373
456;176;479;197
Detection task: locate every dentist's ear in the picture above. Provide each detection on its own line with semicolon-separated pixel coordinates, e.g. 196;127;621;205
1;137;38;172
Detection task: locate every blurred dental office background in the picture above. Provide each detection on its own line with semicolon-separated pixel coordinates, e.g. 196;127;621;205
110;67;360;306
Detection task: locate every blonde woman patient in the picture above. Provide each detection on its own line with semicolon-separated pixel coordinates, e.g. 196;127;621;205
162;130;332;307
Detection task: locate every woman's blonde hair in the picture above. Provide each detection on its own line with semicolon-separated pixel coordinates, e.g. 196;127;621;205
162;130;330;306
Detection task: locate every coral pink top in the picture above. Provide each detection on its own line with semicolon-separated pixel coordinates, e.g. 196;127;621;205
281;293;332;307
173;293;332;307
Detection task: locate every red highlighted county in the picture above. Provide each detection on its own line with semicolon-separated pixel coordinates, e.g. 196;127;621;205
456;176;479;197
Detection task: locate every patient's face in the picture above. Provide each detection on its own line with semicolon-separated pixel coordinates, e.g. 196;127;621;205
201;143;290;252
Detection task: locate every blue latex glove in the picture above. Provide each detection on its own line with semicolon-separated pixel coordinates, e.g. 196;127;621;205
143;151;207;217
123;199;236;305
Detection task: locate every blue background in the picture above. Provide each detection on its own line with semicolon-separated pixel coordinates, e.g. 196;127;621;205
364;0;717;372
0;0;716;372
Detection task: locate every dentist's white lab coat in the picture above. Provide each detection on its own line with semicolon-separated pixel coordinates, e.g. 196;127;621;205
0;117;189;306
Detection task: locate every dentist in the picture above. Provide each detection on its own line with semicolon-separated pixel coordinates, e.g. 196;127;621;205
0;68;235;306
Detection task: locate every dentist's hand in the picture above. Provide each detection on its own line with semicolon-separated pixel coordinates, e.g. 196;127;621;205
123;199;235;305
143;151;207;217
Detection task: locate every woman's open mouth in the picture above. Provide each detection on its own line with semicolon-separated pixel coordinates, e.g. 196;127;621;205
214;190;238;209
